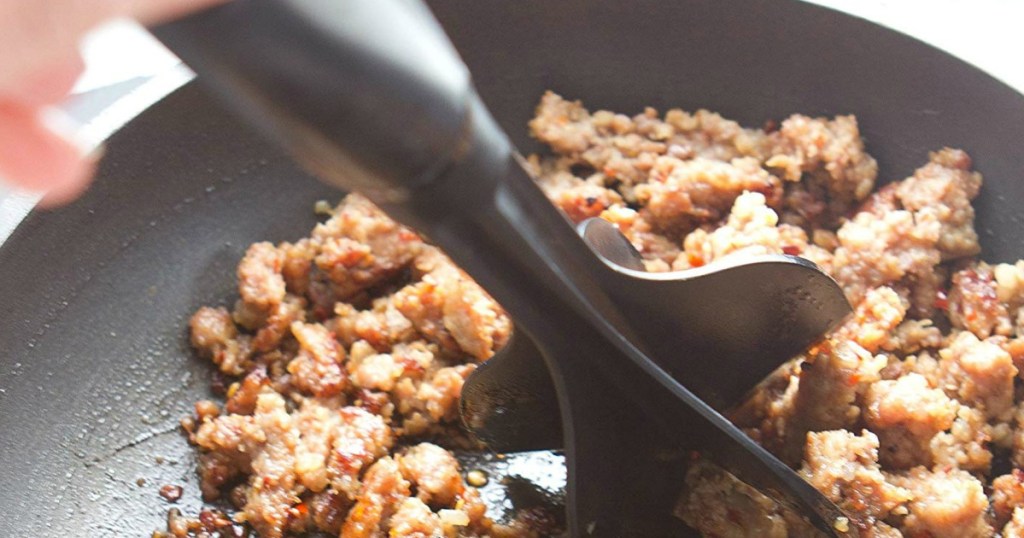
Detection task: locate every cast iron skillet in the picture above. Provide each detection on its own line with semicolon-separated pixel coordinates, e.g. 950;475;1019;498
2;0;1024;536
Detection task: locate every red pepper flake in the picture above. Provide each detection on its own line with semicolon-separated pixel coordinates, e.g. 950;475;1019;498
934;289;949;311
400;357;425;375
159;484;183;503
781;245;801;256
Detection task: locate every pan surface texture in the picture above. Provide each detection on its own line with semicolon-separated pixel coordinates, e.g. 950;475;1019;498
2;0;1024;536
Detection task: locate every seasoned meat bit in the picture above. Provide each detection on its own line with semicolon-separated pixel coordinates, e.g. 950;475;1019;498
392;364;475;436
633;156;782;236
225;366;269;415
528;91;599;157
938;331;1017;420
306;491;351;535
394;247;510;360
832;207;941;306
862;374;956;469
388;498;444;537
397;443;464;506
994;261;1024;311
442;273;512;361
882;319;944;355
238;241;287;310
189;306;253;376
894;148;982;260
799;430;911;532
314;237;376;300
311;193;423;299
598;204;681;268
1004;507;1024;538
534;167;624;223
831;286;907;354
327;406;394;499
195;396;392;536
993;470;1024;530
781;340;886;464
530;92;770;179
929;403;994;475
278;238;317;296
332;301;417;351
949;263;1014;339
251;294;306;353
674;191;818;270
287;321;347;398
766;114;877;223
674;459;813;538
348;349;404;392
341;456;411;538
887;467;992;538
242;393;301;538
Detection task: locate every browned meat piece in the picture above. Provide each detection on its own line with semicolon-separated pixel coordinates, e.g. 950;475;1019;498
780;340;885;464
799;430;911;533
532;164;624;223
831;208;941;307
949;263;1014;339
189;306;252;376
251;294;306;353
397;443;464;506
224;366;269;415
633;156;782;236
993;470;1024;530
287;321;347;398
1004;507;1024;538
937;331;1017;421
331;301;417;351
674;191;818;269
387;498;444;537
341;456;412;538
393;247;510;361
862;374;956;469
311;194;423;301
894;148;982;260
831;286;907;354
887;467;992;538
930;404;994;475
597;204;682;268
237;241;287;310
766;114;878;225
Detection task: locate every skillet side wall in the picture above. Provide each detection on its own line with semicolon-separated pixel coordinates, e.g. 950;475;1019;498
1;0;1023;535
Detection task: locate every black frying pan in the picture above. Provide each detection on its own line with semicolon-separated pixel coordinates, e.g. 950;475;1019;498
2;0;1024;536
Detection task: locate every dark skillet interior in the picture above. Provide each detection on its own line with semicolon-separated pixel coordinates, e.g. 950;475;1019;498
2;0;1024;536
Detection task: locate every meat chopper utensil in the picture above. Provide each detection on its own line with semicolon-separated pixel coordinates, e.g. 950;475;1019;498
462;218;850;452
153;0;854;535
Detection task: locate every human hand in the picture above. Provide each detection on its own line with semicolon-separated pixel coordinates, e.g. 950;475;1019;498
0;0;226;206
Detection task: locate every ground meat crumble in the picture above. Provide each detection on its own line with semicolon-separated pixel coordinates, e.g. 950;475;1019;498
175;91;1024;537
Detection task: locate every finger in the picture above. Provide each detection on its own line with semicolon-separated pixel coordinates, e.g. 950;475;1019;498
4;53;86;109
0;101;94;196
0;0;227;91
